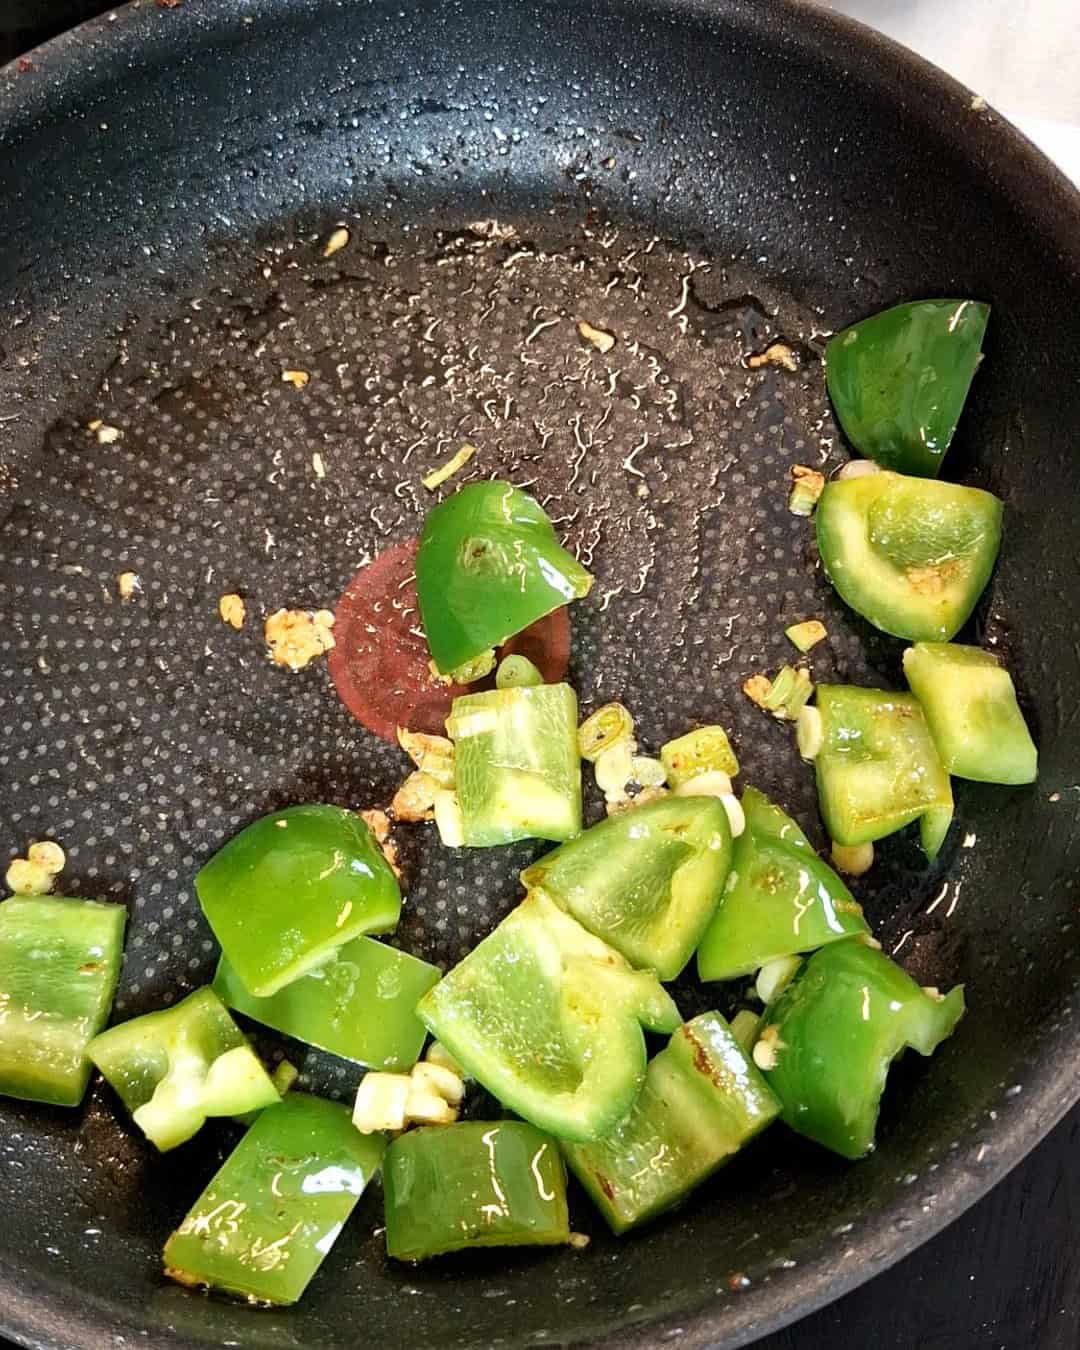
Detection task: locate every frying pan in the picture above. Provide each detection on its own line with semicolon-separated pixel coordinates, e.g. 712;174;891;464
0;1;1078;1347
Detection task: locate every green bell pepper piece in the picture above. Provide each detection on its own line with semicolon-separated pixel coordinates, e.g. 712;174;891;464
89;987;280;1151
758;939;964;1159
196;805;401;997
164;1092;384;1304
903;642;1037;785
213;937;439;1072
0;896;126;1107
561;1012;780;1234
816;470;1003;642
416;481;594;674
418;891;681;1142
384;1121;569;1260
814;685;953;859
825;299;989;477
696;787;869;981
447;684;582;846
659;725;739;783
521;795;732;980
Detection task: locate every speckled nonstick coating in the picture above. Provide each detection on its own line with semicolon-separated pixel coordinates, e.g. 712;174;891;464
0;2;1078;1348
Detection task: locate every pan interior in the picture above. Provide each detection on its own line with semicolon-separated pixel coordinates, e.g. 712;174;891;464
0;2;1078;1348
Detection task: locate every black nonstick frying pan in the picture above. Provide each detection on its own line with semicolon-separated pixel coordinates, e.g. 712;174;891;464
1;1;1078;1347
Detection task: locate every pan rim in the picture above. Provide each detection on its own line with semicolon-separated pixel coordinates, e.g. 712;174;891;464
0;1;1077;1347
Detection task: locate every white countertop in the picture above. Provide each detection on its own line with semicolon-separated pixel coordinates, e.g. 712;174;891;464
822;0;1080;184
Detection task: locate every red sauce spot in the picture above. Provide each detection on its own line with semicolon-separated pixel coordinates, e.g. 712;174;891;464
329;538;571;744
16;58;36;73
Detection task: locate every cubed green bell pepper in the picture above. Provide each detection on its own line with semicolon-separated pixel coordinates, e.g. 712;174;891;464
214;937;439;1072
561;1012;780;1234
0;895;126;1107
196;805;401;997
384;1121;569;1260
825;299;989;478
814;685;953;859
903;642;1037;784
521;795;732;980
757;939;964;1159
447;684;582;846
417;891;681;1142
164;1093;384;1304
417;481;593;674
816;470;1003;642
696;788;868;981
89;987;280;1151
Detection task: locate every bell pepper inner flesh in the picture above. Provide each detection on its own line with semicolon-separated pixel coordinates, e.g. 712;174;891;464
195;804;401;997
903;641;1037;785
447;684;582;846
696;787;868;981
384;1120;569;1260
825;299;989;478
816;470;1003;643
417;891;681;1142
416;480;593;673
758;939;964;1159
561;1011;780;1234
89;986;279;1151
814;684;953;858
164;1092;384;1304
214;937;439;1072
0;895;126;1108
522;794;733;980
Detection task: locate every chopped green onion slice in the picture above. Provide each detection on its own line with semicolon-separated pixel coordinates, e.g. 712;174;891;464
422;443;477;492
631;756;667;788
578;702;635;762
496;654;543;689
754;667;814;720
785;620;827;653
788;465;826;516
660;725;739;784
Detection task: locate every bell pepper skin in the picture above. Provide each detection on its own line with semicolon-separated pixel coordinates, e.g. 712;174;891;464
447;684;582;846
825;299;989;477
561;1012;780;1234
903;642;1037;785
0;896;126;1107
164;1093;384;1304
417;892;681;1142
521;795;732;980
696;788;868;981
196;805;401;998
758;940;964;1159
417;481;593;674
814;685;953;859
816;470;1003;642
89;987;280;1152
214;937;439;1072
384;1121;569;1260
